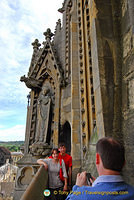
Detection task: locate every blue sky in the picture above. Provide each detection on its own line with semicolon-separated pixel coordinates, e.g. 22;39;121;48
0;0;63;141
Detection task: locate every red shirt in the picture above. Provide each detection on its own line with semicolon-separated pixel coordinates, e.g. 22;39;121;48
49;153;72;172
59;153;72;172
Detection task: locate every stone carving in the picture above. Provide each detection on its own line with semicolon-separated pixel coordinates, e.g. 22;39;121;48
30;143;52;156
28;39;41;74
43;28;54;41
55;19;61;34
35;87;51;143
32;39;41;50
20;75;42;90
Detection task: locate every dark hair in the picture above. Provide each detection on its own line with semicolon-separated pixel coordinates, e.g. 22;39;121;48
58;142;66;148
96;137;125;172
51;148;60;155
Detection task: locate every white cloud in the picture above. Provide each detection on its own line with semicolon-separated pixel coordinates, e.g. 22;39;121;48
0;125;25;141
0;125;5;129
0;110;16;118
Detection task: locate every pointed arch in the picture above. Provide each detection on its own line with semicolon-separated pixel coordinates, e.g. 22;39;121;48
59;121;71;154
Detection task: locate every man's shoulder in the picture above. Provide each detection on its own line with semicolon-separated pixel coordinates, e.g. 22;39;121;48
125;183;134;191
72;182;134;192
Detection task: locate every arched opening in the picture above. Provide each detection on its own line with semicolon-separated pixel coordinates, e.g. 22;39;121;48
59;121;71;154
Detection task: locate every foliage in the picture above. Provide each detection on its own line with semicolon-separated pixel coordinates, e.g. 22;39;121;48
0;141;24;152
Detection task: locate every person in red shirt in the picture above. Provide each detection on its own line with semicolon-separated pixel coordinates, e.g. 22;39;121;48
58;143;72;188
49;143;72;188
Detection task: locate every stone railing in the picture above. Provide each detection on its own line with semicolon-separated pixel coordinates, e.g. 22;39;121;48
20;165;48;200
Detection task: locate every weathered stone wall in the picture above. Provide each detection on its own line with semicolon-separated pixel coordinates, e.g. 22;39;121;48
121;0;134;185
80;0;123;178
79;0;134;186
85;0;134;185
82;131;98;178
94;0;122;140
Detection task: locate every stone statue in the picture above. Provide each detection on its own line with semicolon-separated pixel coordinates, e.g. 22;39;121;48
35;87;51;143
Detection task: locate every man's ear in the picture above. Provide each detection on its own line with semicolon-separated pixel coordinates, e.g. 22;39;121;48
96;153;100;165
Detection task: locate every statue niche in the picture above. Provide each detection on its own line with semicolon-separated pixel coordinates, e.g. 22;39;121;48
30;86;53;156
35;87;51;143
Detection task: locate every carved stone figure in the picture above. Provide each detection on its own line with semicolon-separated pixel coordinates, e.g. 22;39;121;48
35;87;51;143
20;75;42;90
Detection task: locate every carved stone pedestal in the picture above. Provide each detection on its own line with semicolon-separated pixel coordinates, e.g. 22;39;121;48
13;143;52;200
30;142;52;156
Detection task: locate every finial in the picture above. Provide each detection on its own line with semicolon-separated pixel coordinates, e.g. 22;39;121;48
31;39;41;49
57;19;61;26
43;28;54;41
55;19;61;33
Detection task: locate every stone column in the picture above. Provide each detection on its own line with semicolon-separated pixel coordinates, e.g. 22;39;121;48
24;90;35;154
89;1;105;138
70;0;81;182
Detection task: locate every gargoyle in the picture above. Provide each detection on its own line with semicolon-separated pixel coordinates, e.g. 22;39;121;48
20;75;42;90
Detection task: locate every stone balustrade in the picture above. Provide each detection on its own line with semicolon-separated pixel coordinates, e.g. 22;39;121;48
21;165;48;200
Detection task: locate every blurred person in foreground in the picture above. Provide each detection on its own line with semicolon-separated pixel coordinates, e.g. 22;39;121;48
66;137;134;200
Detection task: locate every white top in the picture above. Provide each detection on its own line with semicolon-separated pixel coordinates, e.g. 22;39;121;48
40;158;68;189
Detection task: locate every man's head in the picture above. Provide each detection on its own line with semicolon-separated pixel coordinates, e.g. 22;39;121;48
96;137;125;172
58;142;66;155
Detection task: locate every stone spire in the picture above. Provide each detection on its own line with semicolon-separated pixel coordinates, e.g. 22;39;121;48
28;39;41;75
